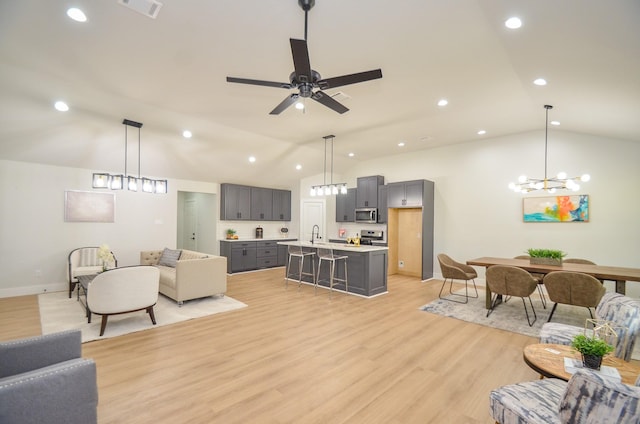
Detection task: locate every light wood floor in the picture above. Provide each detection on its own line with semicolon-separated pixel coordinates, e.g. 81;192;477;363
0;269;541;423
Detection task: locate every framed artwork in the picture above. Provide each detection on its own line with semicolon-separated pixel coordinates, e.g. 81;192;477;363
64;190;115;223
523;195;589;223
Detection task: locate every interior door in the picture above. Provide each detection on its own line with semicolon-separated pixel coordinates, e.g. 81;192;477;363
183;199;197;251
301;199;325;242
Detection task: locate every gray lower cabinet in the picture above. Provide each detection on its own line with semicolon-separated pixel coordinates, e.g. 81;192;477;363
221;239;296;273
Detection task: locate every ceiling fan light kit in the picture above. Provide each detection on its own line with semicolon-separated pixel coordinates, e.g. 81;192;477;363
226;0;382;115
92;119;168;194
509;105;590;194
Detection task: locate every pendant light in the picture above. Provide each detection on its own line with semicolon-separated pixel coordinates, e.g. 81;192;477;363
309;135;347;196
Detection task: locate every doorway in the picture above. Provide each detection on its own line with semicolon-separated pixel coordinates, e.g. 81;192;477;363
301;199;325;242
387;208;423;277
177;191;218;255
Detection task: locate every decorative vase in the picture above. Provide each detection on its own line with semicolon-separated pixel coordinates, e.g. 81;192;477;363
581;354;603;370
530;257;563;267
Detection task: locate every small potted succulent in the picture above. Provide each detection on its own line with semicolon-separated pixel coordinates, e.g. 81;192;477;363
526;248;566;266
571;334;614;370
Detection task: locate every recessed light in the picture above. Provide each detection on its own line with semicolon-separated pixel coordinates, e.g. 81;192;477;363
67;7;87;22
398;142;405;147
533;78;547;86
182;130;192;138
505;17;522;29
248;156;256;163
437;99;448;107
477;130;486;135
295;164;302;170
348;152;355;157
550;120;560;126
54;101;69;112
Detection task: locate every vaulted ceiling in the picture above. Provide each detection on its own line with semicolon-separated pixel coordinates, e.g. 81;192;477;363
1;0;638;188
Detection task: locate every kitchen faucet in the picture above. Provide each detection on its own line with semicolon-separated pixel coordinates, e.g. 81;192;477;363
311;225;320;244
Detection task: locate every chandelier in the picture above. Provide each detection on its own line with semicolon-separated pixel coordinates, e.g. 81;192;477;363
92;119;167;194
509;105;590;194
310;134;347;196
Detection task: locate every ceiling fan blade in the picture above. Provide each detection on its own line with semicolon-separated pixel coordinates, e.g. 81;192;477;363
311;91;349;114
290;39;312;83
227;76;292;89
317;69;383;90
269;94;300;115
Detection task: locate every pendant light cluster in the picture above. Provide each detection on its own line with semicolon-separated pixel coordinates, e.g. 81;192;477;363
92;119;167;194
509;105;590;194
310;134;347;196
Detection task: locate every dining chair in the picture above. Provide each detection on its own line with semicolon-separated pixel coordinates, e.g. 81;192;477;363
543;271;605;322
485;265;538;326
437;253;478;304
514;255;547;308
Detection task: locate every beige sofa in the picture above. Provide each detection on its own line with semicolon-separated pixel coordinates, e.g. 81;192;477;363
140;249;227;305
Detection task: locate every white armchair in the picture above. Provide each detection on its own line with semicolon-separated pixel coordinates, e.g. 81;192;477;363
68;246;117;298
86;266;159;336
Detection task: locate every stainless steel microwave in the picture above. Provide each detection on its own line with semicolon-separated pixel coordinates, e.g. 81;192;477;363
355;208;377;223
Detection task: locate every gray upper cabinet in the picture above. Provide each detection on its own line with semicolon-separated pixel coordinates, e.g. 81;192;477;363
272;189;291;221
356;175;384;208
377;184;388;223
251;187;273;221
387;180;424;207
220;183;251;220
336;188;356;222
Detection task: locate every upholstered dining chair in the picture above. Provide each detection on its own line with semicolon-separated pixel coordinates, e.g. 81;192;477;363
86;265;160;336
540;292;640;361
514;255;547;308
437;253;478;304
68;246;118;298
490;368;640;424
543;271;606;322
564;258;596;265
485;265;539;326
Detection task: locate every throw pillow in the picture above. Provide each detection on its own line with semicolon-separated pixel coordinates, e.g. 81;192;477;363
158;248;182;267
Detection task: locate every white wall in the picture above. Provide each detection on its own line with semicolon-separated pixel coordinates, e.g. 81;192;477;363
342;130;640;293
0;160;218;296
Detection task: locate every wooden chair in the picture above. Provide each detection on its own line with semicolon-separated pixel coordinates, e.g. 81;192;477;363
485;265;538;326
543;271;605;322
437;253;478;304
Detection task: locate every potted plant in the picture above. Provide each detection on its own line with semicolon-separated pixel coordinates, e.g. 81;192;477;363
571;334;614;370
226;228;237;240
526;248;566;266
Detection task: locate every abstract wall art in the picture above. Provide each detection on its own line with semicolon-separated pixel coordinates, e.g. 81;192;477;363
64;190;115;223
523;195;589;223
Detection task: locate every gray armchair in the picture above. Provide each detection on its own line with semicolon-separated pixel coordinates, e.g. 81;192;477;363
0;330;98;424
490;368;640;423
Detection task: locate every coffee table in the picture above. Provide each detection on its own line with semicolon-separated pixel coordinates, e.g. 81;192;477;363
524;343;640;385
76;274;98;323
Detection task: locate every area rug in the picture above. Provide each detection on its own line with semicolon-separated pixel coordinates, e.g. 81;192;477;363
421;287;640;360
39;291;247;343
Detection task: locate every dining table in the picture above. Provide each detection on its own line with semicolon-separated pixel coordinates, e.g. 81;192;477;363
466;257;640;309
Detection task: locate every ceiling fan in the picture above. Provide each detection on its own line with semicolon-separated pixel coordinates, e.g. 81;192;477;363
226;0;382;115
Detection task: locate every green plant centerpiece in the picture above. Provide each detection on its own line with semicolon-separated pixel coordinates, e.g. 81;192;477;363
526;248;566;266
571;334;614;370
226;228;237;240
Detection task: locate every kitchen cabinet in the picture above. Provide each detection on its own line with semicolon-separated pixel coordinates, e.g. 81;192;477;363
377;184;388;223
387;180;424;207
335;188;356;222
251;187;273;221
272;189;291;221
220;184;251;220
221;239;297;273
356;175;384;208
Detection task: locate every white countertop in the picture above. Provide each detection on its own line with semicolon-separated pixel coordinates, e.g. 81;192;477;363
221;237;298;242
277;240;388;252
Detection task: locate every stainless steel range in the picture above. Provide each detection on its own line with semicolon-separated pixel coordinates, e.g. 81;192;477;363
360;230;384;245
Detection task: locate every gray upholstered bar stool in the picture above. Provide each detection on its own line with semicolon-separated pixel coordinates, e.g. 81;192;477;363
315;247;348;297
284;244;315;290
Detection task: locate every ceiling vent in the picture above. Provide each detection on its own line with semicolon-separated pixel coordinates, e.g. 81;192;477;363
331;91;351;102
118;0;163;19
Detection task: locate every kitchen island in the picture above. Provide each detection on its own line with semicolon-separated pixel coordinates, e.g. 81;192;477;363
278;241;388;297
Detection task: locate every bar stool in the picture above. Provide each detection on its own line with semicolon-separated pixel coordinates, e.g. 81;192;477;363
316;247;348;297
284;244;315;290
